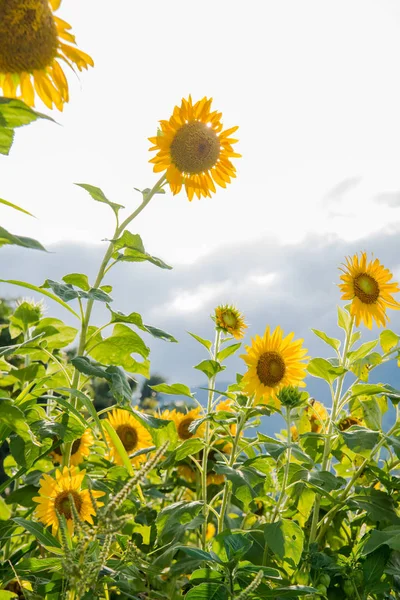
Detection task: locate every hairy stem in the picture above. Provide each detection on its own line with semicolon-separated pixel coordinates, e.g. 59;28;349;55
271;406;292;522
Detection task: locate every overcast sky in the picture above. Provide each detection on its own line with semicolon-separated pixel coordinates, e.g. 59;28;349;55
1;0;400;391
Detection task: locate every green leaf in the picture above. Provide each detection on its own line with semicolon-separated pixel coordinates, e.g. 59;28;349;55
0;590;19;599
112;231;145;253
194;360;225;379
0;198;34;217
348;340;379;363
13;517;61;549
88;324;149;372
312;329;341;352
143;324;177;343
188;332;212;351
340;427;380;452
185;583;228;600
217;343;242;362
351;383;388;398
113;231;172;269
175;438;205;461
307;357;347;384
5;484;38;508
75;183;124;215
57;387;106;443
264;519;304;567
62;273;90;291
0;280;79;318
156;501;203;543
108;307;177;342
0;128;14;155
0;98;53;128
257;586;321;597
102;419;133;476
0;226;46;251
0;399;38;444
349;490;400;524
150;382;194;398
0;496;11;520
337;306;351;332
87;287;113;303
306;471;345;495
175;546;222;564
33;318;78;349
380;329;400;353
362;527;400;555
223;533;253;562
363;548;391;588
11;301;42;329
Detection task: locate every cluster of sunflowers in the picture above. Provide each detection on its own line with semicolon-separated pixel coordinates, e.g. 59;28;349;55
1;2;400;599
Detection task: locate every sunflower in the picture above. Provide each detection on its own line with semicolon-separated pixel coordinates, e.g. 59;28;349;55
177;464;224;486
241;326;308;406
206;522;216;541
214;305;247;340
339;252;400;329
51;428;94;466
161;407;205;441
149;95;240;200
307;400;328;434
33;466;104;535
0;0;93;110
104;409;152;467
216;398;239;453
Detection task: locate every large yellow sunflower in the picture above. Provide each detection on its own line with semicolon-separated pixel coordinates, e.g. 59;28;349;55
33;466;104;535
51;429;94;467
148;95;240;200
214;305;247;340
0;0;93;110
161;407;205;441
339;252;400;329
241;326;308;406
104;409;152;467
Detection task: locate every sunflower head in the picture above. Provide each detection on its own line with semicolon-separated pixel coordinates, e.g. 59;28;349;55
33;466;104;535
240;325;308;406
306;400;328;433
339;252;400;329
163;407;205;441
51;428;94;466
206;522;216;541
214;304;247;340
277;386;305;409
0;0;93;110
338;415;363;431
149;95;240;201
105;409;152;466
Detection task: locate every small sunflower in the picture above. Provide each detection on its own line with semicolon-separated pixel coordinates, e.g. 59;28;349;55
206;522;216;541
149;95;240;200
339;252;400;329
177;464;224;487
0;0;93;110
214;305;247;339
307;400;328;434
33;466;104;535
51;429;94;466
216;398;239;453
241;326;308;406
104;409;152;467
161;407;205;441
338;415;363;431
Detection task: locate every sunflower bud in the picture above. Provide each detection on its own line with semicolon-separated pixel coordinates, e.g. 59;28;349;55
214;304;247;339
277;386;305;409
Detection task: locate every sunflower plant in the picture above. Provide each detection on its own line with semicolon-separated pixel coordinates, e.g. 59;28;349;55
0;94;399;600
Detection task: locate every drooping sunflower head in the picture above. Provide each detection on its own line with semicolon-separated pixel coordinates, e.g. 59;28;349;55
339;252;400;329
0;0;93;110
165;407;205;441
149;96;240;200
214;304;247;340
105;409;152;466
33;466;104;535
240;326;309;407
51;429;94;467
306;400;328;433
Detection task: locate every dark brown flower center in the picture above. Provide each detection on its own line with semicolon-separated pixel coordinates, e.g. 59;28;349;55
353;273;380;304
0;0;58;73
256;351;286;387
170;121;220;174
177;417;195;440
116;424;138;452
54;490;82;520
71;438;81;455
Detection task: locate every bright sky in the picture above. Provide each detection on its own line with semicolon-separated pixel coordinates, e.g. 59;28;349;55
2;0;400;264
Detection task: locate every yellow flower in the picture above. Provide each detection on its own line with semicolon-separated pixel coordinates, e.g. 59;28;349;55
240;326;308;406
51;429;94;466
215;305;247;340
338;415;363;431
104;409;152;467
161;407;205;441
216;398;239;453
0;0;93;110
306;400;328;433
177;464;224;486
206;523;216;541
149;95;240;201
33;466;104;535
339;252;400;329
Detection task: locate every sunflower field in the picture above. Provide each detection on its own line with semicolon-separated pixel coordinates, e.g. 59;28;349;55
0;2;400;599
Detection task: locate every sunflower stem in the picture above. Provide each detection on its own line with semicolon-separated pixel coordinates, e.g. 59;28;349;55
271;406;292;522
309;315;355;545
62;174;166;468
201;329;221;549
